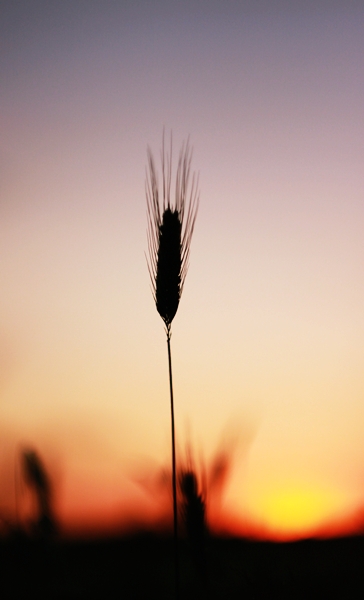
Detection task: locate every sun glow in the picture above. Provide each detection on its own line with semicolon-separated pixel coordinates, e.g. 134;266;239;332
257;485;345;539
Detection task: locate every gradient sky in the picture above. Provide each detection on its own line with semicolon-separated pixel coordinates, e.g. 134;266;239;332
1;0;364;539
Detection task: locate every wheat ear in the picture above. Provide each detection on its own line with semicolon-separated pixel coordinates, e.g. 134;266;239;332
146;133;199;598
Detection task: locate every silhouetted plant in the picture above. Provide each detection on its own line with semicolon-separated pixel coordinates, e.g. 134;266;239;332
146;133;199;598
177;447;210;598
180;469;206;572
21;448;57;539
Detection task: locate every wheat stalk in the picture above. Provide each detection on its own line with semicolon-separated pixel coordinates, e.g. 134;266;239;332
146;133;199;598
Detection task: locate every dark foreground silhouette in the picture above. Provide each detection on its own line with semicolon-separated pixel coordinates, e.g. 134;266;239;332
1;531;364;599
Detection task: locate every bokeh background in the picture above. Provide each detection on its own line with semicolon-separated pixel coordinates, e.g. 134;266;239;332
1;0;364;539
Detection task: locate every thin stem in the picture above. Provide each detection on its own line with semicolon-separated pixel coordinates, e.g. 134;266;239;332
167;331;180;600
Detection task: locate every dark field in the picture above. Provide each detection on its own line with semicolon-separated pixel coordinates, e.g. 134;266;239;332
1;532;364;598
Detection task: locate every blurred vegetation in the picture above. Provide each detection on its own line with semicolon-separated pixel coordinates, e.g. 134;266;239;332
21;448;57;540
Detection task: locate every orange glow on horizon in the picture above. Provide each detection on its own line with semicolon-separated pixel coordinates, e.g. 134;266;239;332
56;477;364;541
1;441;362;542
3;467;363;542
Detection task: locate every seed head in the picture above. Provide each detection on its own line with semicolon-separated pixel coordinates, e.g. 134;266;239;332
146;134;199;334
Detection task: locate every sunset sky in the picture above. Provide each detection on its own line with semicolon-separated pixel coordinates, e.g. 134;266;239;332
1;1;364;539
